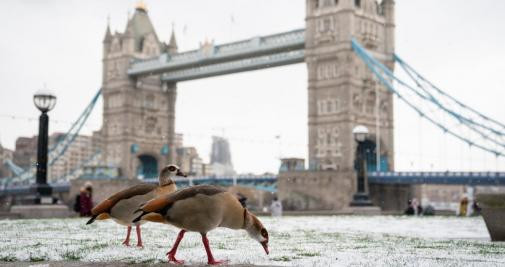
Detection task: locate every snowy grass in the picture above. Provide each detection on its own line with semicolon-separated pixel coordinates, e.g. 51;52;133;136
0;216;504;266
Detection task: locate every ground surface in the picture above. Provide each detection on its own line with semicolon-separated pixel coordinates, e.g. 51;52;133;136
0;216;504;266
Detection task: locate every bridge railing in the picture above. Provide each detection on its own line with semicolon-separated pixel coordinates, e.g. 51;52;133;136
369;171;505;185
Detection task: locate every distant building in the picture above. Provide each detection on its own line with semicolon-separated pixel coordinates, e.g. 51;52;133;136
191;156;204;176
210;136;235;176
11;133;96;181
176;146;204;176
202;163;214;176
174;133;184;149
12;136;37;170
0;144;14;178
48;133;95;181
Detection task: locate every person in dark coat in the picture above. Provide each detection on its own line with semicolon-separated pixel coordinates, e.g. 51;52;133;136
79;182;93;217
404;199;415;215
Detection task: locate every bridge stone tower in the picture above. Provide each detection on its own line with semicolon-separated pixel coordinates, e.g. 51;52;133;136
277;0;396;210
305;0;395;173
101;3;178;179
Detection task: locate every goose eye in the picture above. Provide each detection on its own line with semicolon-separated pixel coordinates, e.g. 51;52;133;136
261;228;268;238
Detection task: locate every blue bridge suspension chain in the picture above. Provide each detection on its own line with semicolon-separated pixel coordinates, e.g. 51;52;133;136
351;38;504;157
395;55;505;140
394;55;505;134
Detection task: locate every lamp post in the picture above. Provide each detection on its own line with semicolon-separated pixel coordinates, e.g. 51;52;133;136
350;125;373;206
33;89;57;204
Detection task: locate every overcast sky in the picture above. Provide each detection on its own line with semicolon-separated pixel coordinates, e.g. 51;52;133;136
1;0;504;174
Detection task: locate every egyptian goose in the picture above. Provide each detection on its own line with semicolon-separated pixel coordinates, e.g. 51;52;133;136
132;185;269;264
86;164;186;247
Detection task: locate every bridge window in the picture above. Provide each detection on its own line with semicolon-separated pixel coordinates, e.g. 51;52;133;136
144;94;155;109
366;92;376;114
355;0;361;8
326;100;333;113
145;116;157;134
138;37;145;52
319;0;336;7
376;1;383;15
320;101;326;114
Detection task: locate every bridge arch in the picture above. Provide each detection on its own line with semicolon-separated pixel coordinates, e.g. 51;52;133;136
136;154;159;179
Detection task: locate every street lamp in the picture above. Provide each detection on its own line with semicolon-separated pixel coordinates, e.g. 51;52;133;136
350;125;373;206
33;89;57;204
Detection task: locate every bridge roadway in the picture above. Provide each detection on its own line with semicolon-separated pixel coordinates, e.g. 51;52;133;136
127;29;305;81
1;172;505;196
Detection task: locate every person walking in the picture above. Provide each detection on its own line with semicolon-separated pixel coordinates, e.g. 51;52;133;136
270;196;283;217
459;196;469;217
79;182;93;217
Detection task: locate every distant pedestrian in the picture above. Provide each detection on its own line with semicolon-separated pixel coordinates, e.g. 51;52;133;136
404;199;422;215
459;196;469;216
79;182;93;217
73;193;81;213
413;198;423;215
423;204;435;216
471;200;481;216
270;196;283;217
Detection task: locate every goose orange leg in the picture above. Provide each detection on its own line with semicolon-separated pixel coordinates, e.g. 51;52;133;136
135;225;143;248
122;226;132;246
166;230;186;264
201;233;227;265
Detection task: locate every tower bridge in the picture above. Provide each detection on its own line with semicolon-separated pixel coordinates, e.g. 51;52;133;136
2;0;505;212
101;0;396;183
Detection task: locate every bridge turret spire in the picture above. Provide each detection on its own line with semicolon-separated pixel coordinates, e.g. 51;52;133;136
381;0;395;61
123;2;160;55
167;26;178;54
103;18;112;43
102;17;113;59
135;0;148;13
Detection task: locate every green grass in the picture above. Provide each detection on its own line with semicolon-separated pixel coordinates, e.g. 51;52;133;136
272;255;291;262
217;243;228;249
62;250;82;260
29;254;46;262
297;251;321;257
0;255;16;262
86;242;109;250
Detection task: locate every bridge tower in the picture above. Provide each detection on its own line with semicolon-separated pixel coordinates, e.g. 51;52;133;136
305;0;395;173
101;3;177;179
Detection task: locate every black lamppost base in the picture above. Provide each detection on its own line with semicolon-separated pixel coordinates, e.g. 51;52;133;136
30;183;55;204
350;192;373;207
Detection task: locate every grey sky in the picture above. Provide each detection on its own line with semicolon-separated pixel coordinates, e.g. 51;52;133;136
0;0;504;173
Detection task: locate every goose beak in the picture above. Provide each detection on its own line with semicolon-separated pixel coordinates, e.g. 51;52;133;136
260;241;269;255
176;170;187;177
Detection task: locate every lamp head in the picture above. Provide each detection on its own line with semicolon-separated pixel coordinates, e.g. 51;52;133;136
352;125;369;142
33;89;56;113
